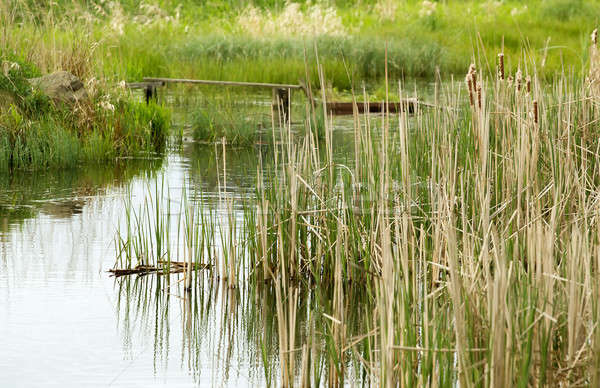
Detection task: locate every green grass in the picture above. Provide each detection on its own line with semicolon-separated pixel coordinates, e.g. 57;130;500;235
3;0;598;91
192;95;270;145
0;54;171;170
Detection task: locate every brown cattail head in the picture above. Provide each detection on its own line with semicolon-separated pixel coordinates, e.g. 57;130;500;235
465;73;475;107
526;76;531;93
592;29;598;46
533;100;538;125
477;85;482;109
515;69;523;91
498;53;505;80
468;63;477;88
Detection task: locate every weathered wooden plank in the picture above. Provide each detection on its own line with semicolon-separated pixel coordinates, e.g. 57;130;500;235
325;99;418;115
126;81;164;89
143;77;302;90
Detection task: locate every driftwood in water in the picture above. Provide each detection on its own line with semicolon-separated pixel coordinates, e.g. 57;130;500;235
109;261;211;278
325;99;418;115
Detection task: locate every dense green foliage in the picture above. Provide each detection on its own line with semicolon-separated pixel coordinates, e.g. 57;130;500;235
0;54;171;170
3;0;599;88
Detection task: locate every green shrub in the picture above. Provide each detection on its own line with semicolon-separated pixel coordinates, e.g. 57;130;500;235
0;56;172;170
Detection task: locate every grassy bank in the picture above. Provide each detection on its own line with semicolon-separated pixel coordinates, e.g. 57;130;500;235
0;54;170;170
3;0;597;150
3;0;599;90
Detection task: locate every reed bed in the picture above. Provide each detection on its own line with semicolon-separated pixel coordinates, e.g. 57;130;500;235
113;36;600;385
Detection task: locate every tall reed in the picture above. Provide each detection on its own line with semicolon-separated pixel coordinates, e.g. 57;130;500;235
115;35;600;385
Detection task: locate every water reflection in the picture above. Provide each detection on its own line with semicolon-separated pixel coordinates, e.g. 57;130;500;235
113;267;373;387
0;85;438;386
0;158;163;233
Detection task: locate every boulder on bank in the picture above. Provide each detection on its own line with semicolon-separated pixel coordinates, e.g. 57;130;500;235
29;71;88;104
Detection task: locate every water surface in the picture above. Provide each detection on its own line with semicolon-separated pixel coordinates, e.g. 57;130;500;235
0;85;431;386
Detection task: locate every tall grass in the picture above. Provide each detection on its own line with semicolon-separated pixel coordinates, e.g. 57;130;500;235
3;0;598;91
0;54;171;170
115;35;600;384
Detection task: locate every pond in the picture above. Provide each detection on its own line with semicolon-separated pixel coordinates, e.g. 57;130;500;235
1;84;430;386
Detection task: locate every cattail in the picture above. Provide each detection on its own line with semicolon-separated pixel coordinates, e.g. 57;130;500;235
526;76;531;93
469;64;478;91
466;64;478;108
477;84;482;109
465;73;474;107
533;100;538;125
592;29;598;46
498;53;505;80
515;69;523;91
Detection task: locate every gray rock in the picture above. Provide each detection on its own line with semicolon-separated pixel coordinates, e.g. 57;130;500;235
29;71;88;104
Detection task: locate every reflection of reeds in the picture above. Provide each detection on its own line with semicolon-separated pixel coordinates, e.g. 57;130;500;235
115;41;600;386
114;179;219;289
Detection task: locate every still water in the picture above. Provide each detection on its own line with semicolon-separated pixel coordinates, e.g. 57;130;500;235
0;149;276;386
0;122;355;387
0;85;429;386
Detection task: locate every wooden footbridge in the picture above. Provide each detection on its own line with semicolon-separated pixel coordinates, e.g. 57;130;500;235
128;77;418;120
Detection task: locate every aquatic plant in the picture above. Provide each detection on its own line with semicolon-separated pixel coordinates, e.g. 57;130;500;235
115;36;600;384
192;96;269;145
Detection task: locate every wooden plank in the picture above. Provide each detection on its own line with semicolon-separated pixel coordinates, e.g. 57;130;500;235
326;99;418;115
143;77;302;90
126;81;164;89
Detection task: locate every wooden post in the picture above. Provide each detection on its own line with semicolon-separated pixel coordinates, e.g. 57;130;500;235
144;84;156;104
273;87;291;124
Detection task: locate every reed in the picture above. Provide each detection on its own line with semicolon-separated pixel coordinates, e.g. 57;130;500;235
241;44;600;385
112;32;600;386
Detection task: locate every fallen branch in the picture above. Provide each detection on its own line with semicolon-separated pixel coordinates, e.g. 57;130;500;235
108;261;212;278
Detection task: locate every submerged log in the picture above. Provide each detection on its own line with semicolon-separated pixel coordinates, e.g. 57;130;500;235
108;261;212;278
325;99;418;115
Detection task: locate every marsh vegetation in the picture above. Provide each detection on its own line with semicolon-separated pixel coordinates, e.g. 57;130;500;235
3;0;600;387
